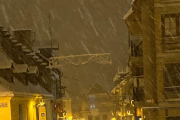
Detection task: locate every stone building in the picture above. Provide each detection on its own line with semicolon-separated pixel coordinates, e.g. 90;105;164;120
123;0;180;119
79;83;113;120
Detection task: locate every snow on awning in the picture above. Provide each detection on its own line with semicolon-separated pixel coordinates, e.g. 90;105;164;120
28;66;38;74
123;7;134;20
0;61;12;69
13;64;28;73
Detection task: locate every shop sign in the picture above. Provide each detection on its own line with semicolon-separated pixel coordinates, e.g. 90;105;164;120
0;102;7;107
39;106;46;120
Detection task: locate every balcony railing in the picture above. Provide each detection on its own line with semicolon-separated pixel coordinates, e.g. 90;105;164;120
163;36;180;51
164;86;180;92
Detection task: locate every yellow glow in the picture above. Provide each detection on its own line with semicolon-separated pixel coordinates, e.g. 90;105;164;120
117;112;122;116
136;107;141;116
0;97;11;120
28;100;36;120
37;99;45;106
127;111;133;116
111;117;116;120
131;100;134;106
69;116;73;120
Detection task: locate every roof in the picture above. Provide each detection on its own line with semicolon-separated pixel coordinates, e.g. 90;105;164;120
84;83;110;97
0;77;52;97
0;49;12;69
13;64;28;73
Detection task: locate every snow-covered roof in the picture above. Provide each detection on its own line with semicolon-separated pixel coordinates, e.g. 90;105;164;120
13;64;28;73
28;66;38;74
0;49;12;69
123;7;134;20
83;83;111;99
0;77;52;97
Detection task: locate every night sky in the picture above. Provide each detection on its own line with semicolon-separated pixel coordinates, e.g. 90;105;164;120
0;0;131;100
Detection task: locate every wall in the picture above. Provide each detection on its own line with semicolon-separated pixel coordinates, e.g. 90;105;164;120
0;97;12;120
10;96;52;120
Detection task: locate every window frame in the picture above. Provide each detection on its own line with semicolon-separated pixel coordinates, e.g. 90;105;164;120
163;63;180;92
162;14;180;38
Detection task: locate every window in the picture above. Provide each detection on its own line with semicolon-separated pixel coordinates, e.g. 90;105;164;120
164;16;176;36
164;63;180;92
162;14;179;37
134;67;143;76
103;115;107;120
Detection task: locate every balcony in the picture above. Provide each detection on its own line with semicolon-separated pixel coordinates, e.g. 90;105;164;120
130;35;143;69
163;36;180;52
164;86;180;99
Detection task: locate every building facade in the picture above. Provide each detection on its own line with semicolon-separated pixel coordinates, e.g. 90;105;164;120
79;83;113;120
122;0;180;120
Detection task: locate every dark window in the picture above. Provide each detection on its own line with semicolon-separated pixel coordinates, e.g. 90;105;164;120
135;67;143;76
164;63;180;92
103;115;107;120
88;115;92;120
166;116;180;120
